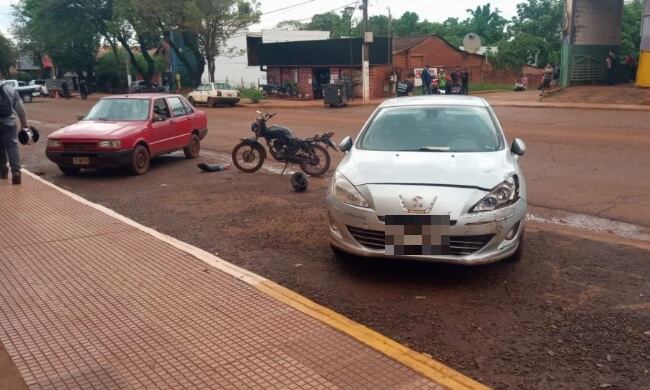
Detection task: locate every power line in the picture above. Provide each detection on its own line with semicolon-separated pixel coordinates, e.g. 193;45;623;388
262;0;317;16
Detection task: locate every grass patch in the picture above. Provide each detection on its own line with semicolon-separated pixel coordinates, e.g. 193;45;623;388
469;83;513;92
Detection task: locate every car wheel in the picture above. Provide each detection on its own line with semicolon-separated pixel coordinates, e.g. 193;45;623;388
505;228;525;263
229;102;237;107
59;166;80;175
183;134;201;159
129;145;150;175
22;94;32;103
208;98;216;108
188;96;195;106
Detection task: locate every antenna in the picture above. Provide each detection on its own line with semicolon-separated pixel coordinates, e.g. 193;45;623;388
463;33;482;54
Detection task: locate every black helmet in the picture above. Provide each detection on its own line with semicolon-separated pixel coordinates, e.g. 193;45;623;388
291;172;308;192
18;126;40;145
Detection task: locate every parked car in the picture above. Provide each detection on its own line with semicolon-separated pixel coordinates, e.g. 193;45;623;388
45;94;207;175
128;80;148;93
29;79;49;96
327;95;527;265
187;82;240;107
2;79;41;103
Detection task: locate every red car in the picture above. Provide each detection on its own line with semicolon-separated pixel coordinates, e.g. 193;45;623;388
46;94;208;175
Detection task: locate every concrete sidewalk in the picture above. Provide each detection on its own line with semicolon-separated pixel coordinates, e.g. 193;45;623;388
0;173;485;390
241;93;650;111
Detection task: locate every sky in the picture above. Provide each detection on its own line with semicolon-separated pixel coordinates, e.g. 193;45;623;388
0;0;521;39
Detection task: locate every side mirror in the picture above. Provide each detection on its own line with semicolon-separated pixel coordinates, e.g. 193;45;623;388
76;115;85;121
511;138;526;156
339;136;353;153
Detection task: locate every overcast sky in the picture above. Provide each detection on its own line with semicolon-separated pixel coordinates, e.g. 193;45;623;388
0;0;521;39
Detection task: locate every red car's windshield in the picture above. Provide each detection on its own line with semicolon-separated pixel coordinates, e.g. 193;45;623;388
84;99;150;121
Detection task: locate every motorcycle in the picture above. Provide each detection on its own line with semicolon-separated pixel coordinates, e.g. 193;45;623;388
232;111;337;177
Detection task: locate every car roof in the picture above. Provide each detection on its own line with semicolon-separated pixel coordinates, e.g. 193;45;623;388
102;93;185;100
380;95;489;108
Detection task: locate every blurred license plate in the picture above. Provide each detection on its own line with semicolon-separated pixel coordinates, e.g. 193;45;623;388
72;157;90;165
385;215;450;256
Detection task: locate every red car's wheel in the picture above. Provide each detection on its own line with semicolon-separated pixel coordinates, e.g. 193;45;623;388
129;145;150;175
184;134;201;159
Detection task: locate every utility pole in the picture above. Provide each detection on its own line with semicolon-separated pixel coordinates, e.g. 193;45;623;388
361;0;370;101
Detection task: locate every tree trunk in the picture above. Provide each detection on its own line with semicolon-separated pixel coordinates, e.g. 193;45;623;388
138;37;156;88
115;35;147;80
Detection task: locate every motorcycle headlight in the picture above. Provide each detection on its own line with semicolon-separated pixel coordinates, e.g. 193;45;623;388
330;171;369;208
47;138;62;148
471;175;519;212
98;140;121;149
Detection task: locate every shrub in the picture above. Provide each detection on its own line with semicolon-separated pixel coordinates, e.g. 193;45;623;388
237;83;264;103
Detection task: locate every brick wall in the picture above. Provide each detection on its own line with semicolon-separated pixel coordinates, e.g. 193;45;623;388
297;67;312;99
394;36;544;86
267;68;281;84
369;65;392;98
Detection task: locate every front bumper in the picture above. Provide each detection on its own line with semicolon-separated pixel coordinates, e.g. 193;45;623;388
327;194;527;265
46;149;133;169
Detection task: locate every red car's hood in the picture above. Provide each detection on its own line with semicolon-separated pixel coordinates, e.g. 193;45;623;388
50;121;146;140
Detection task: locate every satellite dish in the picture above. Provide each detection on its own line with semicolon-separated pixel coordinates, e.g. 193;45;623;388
463;33;482;54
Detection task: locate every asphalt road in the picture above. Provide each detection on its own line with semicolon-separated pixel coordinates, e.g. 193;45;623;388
12;95;650;389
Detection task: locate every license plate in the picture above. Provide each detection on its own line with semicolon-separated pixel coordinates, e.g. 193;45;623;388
385;215;450;256
72;157;90;165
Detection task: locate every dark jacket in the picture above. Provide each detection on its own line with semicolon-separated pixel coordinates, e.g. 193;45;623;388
421;68;431;84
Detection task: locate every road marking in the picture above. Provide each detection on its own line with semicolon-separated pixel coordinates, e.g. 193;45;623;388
23;169;489;390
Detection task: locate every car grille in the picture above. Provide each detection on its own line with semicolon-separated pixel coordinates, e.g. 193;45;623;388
346;226;494;256
62;142;97;151
377;216;457;226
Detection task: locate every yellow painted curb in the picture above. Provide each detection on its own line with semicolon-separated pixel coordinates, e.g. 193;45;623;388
257;280;490;390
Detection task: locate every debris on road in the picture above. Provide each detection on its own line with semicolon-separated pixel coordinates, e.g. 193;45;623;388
198;163;232;172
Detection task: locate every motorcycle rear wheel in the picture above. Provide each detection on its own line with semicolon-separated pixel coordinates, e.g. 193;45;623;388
299;144;331;177
232;142;265;173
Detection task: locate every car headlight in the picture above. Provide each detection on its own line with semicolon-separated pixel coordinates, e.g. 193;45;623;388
471;175;519;212
330;171;369;208
98;140;121;149
47;139;62;148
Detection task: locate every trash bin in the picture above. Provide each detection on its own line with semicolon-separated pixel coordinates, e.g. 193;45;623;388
323;83;347;108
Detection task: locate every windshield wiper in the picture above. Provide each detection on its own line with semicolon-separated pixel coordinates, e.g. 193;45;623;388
419;146;451;152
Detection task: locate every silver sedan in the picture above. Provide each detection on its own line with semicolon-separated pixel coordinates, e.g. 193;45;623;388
326;96;527;265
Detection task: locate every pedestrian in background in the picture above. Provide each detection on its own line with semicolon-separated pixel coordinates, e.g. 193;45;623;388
421;65;432;95
0;80;28;185
79;79;88;100
438;69;447;93
605;56;615;86
552;63;560;87
625;55;637;82
540;63;553;96
451;67;460;84
461;68;469;95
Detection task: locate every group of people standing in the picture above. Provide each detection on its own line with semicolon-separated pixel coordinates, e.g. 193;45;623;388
420;65;470;95
606;51;638;86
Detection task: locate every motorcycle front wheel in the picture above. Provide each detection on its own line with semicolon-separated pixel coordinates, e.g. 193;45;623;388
232;142;266;173
299;144;331;177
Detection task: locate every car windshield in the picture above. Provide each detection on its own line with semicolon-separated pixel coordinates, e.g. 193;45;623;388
358;105;502;152
84;99;150;121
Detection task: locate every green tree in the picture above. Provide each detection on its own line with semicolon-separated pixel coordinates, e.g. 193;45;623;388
464;4;507;44
12;0;106;78
192;0;260;83
0;32;16;77
621;0;643;57
492;0;564;70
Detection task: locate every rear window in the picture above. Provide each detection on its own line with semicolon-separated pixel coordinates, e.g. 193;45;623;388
358;105;502;153
214;83;233;90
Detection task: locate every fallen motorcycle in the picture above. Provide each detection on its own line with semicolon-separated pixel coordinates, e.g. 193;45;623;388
232;111;337;177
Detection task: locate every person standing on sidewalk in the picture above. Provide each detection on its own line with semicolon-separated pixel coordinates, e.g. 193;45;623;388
540;63;553;96
461;68;470;95
421;65;432;95
0;80;28;185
